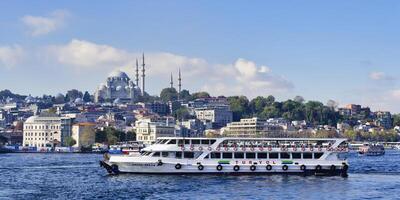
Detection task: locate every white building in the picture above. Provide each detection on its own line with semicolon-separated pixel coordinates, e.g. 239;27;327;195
71;122;96;148
194;106;232;128
94;70;141;103
23;114;73;148
222;117;290;137
135;117;175;145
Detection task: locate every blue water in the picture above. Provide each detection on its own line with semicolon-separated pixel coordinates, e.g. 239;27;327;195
1;151;400;200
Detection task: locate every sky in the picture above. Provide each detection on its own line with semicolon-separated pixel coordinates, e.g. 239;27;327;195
0;1;400;112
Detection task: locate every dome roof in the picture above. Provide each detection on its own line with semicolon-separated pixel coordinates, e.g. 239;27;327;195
108;70;129;79
74;98;84;104
25;95;35;102
55;93;64;98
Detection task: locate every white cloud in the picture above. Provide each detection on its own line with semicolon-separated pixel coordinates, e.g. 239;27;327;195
44;39;293;97
0;45;24;68
391;89;400;100
369;71;394;81
21;10;70;36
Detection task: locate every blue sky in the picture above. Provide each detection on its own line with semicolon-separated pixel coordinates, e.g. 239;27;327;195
1;1;400;112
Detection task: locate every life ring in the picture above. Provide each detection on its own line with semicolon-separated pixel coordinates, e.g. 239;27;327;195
330;165;336;171
250;147;255;151
224;147;228;151
293;147;297;151
175;163;182;170
233;147;238;151
233;165;240;171
266;165;272;171
281;146;287;151
268;146;272;151
216;165;223;171
309;147;314;152
157;160;163;166
259;147;264;151
241;147;246;151
198;164;204;171
207;146;212;151
327;147;333;151
318;147;322;151
300;165;306;171
181;147;185;151
190;147;194;151
216;147;221;151
315;165;322;171
282;165;288;171
250;165;256;171
301;147;306;151
198;146;203;151
342;164;349;171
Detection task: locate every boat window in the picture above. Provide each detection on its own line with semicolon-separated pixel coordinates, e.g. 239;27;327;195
178;140;184;145
292;153;301;159
168;139;176;144
303;153;312;159
314;153;323;159
246;152;256;159
211;152;221;159
184;152;194;159
269;153;279;159
280;152;290;159
192;140;200;144
201;140;210;145
184;140;190;145
222;152;233;159
210;140;216;145
162;152;169;157
175;152;182;159
234;152;244;159
204;153;209;159
153;152;160;157
257;152;268;159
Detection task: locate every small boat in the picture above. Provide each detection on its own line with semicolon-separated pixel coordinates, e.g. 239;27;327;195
100;137;349;176
358;143;385;156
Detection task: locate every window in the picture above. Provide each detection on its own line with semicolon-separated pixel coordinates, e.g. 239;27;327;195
258;153;268;159
175;152;182;158
192;140;200;144
246;152;256;159
269;153;279;159
168;139;176;144
222;152;233;159
303;153;312;159
234;152;244;159
184;140;190;145
210;140;216;145
280;153;290;159
184;152;194;159
204;154;210;159
178;140;184;145
211;152;221;159
162;152;169;157
292;153;301;159
153;152;160;157
314;153;323;159
201;140;209;145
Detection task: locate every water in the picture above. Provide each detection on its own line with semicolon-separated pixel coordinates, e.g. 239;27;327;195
1;151;400;200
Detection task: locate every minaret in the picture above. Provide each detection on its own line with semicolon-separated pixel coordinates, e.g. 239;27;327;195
135;59;139;87
141;53;145;96
178;68;182;94
170;73;174;88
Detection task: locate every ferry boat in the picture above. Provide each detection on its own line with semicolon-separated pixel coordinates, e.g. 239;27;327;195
358;143;385;156
100;137;349;176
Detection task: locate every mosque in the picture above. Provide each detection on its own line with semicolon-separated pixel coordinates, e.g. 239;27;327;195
94;54;146;103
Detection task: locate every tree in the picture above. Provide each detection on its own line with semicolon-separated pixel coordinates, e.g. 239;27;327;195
160;88;178;102
83;91;91;102
326;100;339;109
126;131;136;141
64;136;76;147
249;96;268;115
65;89;83;102
179;89;191;101
173;106;191;120
191;91;210;100
393;114;400;126
266;95;275;106
227;96;250;121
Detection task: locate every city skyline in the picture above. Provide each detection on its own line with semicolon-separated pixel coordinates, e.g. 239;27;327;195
1;1;400;112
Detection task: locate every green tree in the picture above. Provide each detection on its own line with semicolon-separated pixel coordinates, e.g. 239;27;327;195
227;96;250;121
160;88;178;102
191;91;210;100
179;89;191;101
83;91;91;102
65;89;83;102
126;131;136;141
173;106;191;120
249;96;268;115
393;114;400;126
64;136;76;147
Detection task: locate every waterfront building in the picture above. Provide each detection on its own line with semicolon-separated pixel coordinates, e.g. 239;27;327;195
221;117;287;137
23;113;74;148
374;111;392;129
71;122;96;148
135;117;175;145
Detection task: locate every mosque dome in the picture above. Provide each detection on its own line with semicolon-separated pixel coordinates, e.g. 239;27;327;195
108;70;129;79
25;95;35;103
74;98;84;104
55;93;64;98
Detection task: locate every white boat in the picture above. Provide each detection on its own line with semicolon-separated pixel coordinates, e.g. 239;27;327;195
358;143;385;156
100;137;349;176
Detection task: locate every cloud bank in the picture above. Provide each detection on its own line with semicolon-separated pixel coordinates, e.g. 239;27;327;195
21;10;70;36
